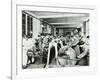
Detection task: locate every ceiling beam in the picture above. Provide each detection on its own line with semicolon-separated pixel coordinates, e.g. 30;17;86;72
38;14;89;18
50;22;81;25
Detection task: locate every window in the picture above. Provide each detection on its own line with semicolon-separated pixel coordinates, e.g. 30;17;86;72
22;13;26;37
22;12;33;38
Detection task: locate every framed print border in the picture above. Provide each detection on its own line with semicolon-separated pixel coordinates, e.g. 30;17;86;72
11;1;97;80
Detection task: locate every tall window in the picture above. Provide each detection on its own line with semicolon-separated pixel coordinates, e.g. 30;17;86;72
27;16;30;37
27;16;33;38
22;12;33;38
22;13;26;37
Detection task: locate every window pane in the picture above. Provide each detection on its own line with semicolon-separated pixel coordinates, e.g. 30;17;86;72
22;13;26;37
27;16;33;38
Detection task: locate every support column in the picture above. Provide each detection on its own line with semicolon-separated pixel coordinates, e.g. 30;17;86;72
83;21;86;36
86;20;89;36
54;27;56;36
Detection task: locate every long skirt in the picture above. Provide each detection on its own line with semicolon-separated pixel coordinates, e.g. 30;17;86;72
49;46;55;64
22;48;28;68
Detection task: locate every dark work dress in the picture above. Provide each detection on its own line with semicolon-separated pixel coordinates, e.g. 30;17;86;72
49;46;55;64
76;45;89;66
42;48;48;64
57;43;61;52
